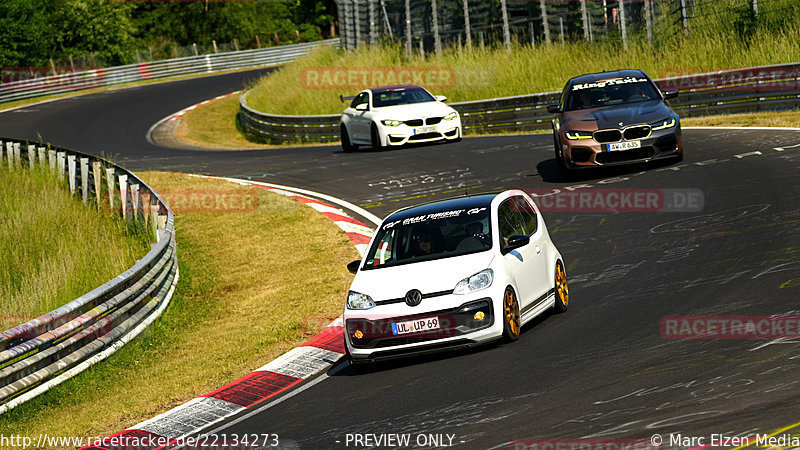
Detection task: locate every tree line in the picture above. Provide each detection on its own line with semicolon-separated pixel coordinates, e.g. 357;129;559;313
0;0;337;69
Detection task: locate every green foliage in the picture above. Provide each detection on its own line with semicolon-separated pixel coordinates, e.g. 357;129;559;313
0;0;336;68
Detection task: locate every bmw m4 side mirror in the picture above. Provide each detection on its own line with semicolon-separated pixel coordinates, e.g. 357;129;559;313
663;90;679;100
347;260;362;274
547;104;562;114
435;95;447;102
355;103;368;111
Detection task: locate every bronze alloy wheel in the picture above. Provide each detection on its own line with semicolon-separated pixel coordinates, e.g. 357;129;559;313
554;261;569;313
503;287;520;341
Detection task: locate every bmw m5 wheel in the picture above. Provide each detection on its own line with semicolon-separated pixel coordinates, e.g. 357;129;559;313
503;286;520;341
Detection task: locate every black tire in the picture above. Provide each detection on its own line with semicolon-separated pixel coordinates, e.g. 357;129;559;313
553;260;569;313
502;286;521;341
370;123;384;150
341;124;357;153
554;134;571;175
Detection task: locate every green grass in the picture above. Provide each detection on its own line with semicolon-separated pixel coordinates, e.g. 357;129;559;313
0;164;149;331
0;172;357;447
246;4;800;116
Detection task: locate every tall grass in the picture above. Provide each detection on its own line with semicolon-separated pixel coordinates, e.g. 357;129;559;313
246;1;800;116
0;164;149;331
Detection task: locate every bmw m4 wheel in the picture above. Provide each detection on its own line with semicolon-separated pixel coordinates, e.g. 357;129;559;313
341;124;357;153
503;286;521;341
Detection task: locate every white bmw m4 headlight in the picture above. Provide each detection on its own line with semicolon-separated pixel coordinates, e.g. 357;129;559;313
381;119;403;127
453;269;494;295
443;111;458;121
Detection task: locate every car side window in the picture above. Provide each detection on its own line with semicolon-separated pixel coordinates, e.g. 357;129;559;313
514;196;538;235
350;92;368;109
497;198;528;247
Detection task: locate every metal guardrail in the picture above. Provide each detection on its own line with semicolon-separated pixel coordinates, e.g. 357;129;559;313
238;62;800;144
0;138;177;414
0;39;340;105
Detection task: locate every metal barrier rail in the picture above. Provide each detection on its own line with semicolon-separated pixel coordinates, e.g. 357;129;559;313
0;39;340;105
0;138;177;413
238;62;800;144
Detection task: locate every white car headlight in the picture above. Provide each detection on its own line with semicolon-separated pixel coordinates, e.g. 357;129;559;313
652;117;676;131
453;269;494;295
565;131;593;140
381;119;403;127
443;111;458;121
347;291;375;310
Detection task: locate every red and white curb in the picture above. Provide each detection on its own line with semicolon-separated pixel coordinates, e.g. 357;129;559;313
84;177;378;450
144;91;242;145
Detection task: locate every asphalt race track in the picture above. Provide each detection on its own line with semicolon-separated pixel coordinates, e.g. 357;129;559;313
1;71;799;449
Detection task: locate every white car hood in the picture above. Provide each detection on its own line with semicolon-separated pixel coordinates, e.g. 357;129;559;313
373;102;455;120
351;251;494;301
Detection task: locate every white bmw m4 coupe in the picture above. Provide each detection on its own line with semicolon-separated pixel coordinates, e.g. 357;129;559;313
339;84;462;152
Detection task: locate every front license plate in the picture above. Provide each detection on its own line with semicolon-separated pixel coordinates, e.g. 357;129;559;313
606;141;642;152
413;126;437;135
392;316;440;335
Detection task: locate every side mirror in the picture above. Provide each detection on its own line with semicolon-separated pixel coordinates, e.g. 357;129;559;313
502;235;530;254
347;260;362;274
546;104;562;114
663;90;679;100
355;103;369;111
435;95;447;102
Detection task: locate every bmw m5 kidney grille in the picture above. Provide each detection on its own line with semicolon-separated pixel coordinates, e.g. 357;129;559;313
404;119;424;127
594;129;622;143
623;125;652;140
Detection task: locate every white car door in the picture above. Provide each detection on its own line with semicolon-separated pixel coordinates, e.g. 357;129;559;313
348;92;372;142
497;196;550;309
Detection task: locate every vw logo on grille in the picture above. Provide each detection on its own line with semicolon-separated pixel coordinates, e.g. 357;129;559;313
405;289;422;307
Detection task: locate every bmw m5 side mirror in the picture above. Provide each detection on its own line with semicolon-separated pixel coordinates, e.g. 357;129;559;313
547;104;562;114
355;103;368;111
347;260;362;274
663;90;679;100
502;235;530;254
435;95;447;102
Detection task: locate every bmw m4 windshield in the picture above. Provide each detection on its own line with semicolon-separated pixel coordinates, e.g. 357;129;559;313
363;208;492;270
565;76;661;111
372;88;436;107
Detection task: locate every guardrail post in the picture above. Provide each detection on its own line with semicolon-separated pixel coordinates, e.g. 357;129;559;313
540;0;550;44
13;143;21;169
27;145;36;169
106;167;116;210
0;141;3;163
80;157;89;204
37;147;46;166
92;161;103;208
48;150;56;173
130;184;140;222
5;142;12;168
151;198;160;237
57;151;66;181
142;190;151;229
67;155;77;194
119;174;128;219
619;0;628;51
